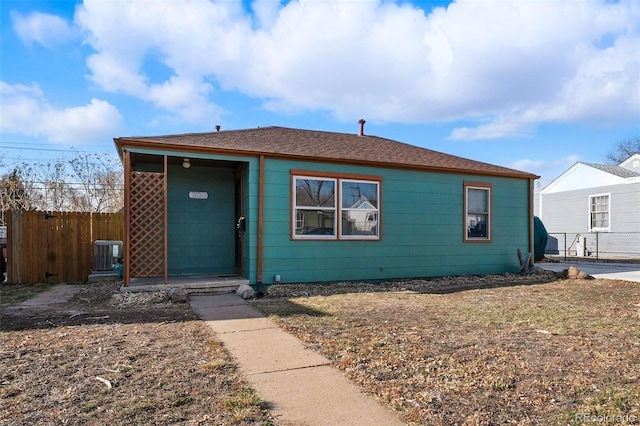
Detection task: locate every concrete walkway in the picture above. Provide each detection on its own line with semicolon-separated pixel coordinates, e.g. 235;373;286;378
537;260;640;283
189;293;404;426
2;284;84;313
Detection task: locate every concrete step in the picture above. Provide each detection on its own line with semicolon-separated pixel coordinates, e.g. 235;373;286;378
88;271;120;282
185;285;239;296
121;275;250;294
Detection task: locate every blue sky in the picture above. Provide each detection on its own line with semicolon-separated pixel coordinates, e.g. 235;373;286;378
1;0;639;189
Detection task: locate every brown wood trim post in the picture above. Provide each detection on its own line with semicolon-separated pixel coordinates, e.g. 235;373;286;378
164;155;168;285
529;178;535;266
123;150;131;287
257;155;265;283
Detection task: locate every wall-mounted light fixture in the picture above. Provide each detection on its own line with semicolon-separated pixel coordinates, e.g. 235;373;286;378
182;158;191;169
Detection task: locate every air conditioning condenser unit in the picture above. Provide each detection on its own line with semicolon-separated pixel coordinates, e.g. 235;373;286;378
94;240;123;271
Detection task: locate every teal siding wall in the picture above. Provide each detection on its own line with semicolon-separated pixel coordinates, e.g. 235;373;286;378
127;148;529;284
166;164;236;275
128;149;260;281
260;159;530;284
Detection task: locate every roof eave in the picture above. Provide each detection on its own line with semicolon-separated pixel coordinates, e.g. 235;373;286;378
115;138;539;180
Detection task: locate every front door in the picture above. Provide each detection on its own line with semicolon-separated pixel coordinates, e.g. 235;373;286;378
234;171;245;276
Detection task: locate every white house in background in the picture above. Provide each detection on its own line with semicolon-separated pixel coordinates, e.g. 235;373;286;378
538;153;640;258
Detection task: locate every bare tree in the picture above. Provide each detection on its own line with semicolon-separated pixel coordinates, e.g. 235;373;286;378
0;168;35;225
0;152;123;218
68;152;124;213
605;136;640;164
38;159;74;211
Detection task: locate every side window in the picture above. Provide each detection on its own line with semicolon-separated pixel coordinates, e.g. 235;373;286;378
464;181;492;242
341;180;379;238
589;194;610;231
293;177;336;238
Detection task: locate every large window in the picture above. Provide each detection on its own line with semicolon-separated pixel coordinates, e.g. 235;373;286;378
341;180;379;238
589;194;610;231
293;177;336;238
292;172;380;240
464;181;492;242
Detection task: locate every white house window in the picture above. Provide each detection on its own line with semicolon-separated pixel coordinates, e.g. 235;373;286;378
589;194;610;231
341;180;379;238
293;177;336;238
464;181;492;242
292;172;381;240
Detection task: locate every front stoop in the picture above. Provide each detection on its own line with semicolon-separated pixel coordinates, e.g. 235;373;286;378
119;275;250;296
88;271;120;282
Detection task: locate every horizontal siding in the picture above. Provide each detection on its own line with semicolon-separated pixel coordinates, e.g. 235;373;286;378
612;184;640;231
260;158;531;284
540;183;640;233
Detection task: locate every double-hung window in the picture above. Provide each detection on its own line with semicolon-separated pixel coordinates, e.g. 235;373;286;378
464;181;492;242
293;176;337;238
292;172;380;240
589;194;610;231
341;179;379;238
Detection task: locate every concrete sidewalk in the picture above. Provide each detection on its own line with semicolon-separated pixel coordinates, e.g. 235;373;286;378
537;260;640;283
189;293;404;426
2;284;84;314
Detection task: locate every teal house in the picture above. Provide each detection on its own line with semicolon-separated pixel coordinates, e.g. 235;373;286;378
115;124;538;287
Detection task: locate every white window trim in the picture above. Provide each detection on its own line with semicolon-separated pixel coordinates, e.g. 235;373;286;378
588;193;611;232
292;174;381;241
464;183;492;242
339;178;380;240
293;176;337;239
295;212;305;232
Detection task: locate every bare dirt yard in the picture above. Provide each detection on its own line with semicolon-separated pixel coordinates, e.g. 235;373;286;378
1;271;639;425
0;281;274;425
255;274;640;425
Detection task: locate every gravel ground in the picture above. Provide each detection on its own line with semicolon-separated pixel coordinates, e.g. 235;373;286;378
263;269;560;299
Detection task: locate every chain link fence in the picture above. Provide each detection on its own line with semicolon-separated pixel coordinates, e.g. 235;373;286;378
546;232;640;261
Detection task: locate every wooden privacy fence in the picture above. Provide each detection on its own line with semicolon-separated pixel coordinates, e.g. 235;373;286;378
6;210;124;284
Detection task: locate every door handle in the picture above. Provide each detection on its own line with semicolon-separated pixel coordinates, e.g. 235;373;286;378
236;217;246;232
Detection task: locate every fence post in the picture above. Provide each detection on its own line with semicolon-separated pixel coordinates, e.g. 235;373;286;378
596;232;599;261
563;233;567;261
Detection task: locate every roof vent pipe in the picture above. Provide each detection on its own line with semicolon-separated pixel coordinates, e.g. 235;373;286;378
358;119;366;136
215;125;221;132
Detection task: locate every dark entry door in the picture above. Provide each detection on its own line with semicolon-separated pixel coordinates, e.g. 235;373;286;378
234;171;245;276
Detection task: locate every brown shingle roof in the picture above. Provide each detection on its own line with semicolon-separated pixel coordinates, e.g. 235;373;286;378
115;126;538;179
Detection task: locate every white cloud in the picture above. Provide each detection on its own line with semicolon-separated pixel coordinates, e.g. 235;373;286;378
448;116;533;141
148;76;223;123
72;0;639;134
510;155;580;176
76;0;236;124
0;81;123;144
510;159;545;174
11;11;76;48
450;32;640;140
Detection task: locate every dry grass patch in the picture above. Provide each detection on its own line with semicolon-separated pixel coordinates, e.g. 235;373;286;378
255;277;640;425
0;281;275;425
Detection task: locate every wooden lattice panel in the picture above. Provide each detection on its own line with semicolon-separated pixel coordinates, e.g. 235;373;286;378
129;172;165;277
